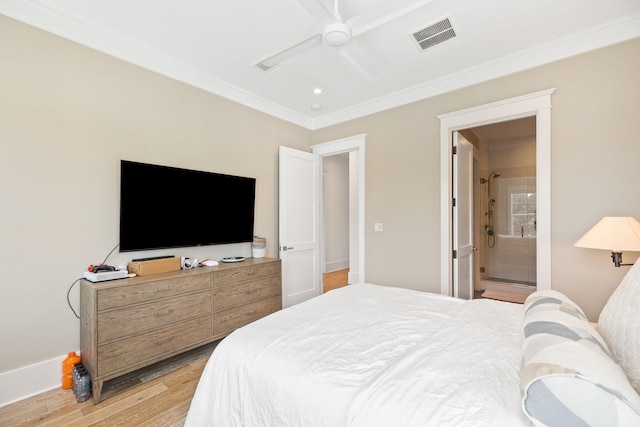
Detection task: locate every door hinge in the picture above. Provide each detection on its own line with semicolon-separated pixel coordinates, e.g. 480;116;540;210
452;146;457;155
452;197;456;207
452;250;457;259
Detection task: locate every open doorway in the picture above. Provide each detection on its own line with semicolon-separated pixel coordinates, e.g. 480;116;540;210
461;117;538;302
439;89;554;297
322;153;351;292
311;134;366;292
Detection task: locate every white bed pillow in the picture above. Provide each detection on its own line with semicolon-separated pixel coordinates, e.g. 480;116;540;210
598;260;640;394
521;290;640;427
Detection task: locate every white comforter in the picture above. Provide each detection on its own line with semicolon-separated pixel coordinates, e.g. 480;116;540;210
186;283;532;427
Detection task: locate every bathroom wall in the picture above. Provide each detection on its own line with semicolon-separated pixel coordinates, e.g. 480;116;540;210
481;136;537;284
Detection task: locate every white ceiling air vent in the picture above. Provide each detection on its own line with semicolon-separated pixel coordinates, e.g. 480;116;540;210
255;57;280;72
411;17;456;51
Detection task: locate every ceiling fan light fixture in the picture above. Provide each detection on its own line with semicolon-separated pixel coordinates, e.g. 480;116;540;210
323;22;351;48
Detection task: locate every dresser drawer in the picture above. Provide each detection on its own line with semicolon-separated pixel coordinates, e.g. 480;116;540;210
214;262;281;286
213;295;281;337
97;315;212;377
214;275;280;313
97;291;212;344
97;274;211;311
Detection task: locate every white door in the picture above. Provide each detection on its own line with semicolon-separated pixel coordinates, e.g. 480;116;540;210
279;146;321;308
453;132;475;299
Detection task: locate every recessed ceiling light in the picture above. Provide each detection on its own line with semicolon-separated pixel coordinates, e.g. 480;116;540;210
313;88;323;95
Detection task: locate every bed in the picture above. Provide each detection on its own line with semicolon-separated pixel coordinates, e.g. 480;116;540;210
186;265;640;427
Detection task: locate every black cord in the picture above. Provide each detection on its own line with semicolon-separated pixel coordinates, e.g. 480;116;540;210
67;278;83;319
67;243;120;319
101;243;120;265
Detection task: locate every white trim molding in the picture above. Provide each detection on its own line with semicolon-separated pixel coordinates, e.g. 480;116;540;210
312;134;366;284
0;354;65;407
438;89;555;296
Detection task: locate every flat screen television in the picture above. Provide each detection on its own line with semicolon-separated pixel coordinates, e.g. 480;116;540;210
119;160;256;252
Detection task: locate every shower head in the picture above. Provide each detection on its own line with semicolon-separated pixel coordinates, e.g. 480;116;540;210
489;172;501;179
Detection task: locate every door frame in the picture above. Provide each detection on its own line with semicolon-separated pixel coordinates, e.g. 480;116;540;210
438;89;555;296
452;132;475;299
311;133;366;284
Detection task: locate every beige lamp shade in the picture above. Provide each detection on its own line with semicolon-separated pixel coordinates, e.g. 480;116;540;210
574;217;640;252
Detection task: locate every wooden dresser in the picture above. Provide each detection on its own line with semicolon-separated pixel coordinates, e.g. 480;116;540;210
80;257;281;403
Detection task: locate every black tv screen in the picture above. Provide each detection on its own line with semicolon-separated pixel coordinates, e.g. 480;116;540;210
119;160;256;252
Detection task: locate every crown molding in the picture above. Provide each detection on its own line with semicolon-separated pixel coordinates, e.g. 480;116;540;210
311;13;640;129
3;2;639;131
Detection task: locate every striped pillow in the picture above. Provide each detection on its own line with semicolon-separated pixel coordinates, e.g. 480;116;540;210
598;260;640;394
521;290;640;427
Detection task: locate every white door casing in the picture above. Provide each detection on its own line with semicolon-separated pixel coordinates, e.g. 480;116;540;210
312;134;366;285
439;89;554;296
453;132;474;299
279;146;321;308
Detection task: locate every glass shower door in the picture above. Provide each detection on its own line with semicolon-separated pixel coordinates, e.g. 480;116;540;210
491;172;537;286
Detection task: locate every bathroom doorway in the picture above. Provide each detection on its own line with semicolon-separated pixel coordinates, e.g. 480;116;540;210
439;88;553;298
465;117;537;300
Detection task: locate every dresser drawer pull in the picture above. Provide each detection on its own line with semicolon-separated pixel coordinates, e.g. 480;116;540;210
245;288;258;295
244;270;256;276
246;309;257;316
154;337;174;346
153;285;173;293
154;309;174;318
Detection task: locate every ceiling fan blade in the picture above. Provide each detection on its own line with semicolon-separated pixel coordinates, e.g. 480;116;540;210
256;34;323;71
348;0;437;37
295;0;339;26
339;43;381;78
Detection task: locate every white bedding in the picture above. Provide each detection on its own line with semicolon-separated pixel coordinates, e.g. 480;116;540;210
186;283;533;427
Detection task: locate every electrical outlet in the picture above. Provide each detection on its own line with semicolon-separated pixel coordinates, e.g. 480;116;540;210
374;223;383;232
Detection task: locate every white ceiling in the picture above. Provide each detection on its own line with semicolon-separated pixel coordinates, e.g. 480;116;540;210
3;0;640;129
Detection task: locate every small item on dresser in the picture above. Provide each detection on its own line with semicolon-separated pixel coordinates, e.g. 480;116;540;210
221;256;245;263
87;264;116;273
199;259;219;267
181;257;198;270
127;257;181;276
252;236;266;258
83;269;129;282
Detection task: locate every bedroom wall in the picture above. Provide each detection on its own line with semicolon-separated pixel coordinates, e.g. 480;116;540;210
0;15;311;401
312;36;640;322
322;155;350;273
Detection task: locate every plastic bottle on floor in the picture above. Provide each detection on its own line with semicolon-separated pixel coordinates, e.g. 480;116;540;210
72;362;92;402
62;352;81;390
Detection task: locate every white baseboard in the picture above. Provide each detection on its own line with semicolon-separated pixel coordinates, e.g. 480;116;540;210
0;354;67;408
348;271;359;284
325;259;349;273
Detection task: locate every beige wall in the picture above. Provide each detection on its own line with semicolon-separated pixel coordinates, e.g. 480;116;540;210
0;16;311;374
2;12;640;384
313;37;640;321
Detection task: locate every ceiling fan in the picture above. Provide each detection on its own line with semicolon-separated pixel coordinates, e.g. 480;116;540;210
255;0;436;76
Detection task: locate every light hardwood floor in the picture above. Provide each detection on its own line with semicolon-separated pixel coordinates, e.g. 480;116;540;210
323;268;349;293
0;342;217;427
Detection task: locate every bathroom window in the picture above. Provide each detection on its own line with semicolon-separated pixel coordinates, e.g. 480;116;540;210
510;192;536;237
